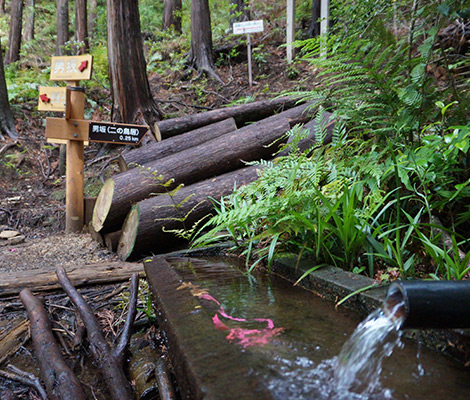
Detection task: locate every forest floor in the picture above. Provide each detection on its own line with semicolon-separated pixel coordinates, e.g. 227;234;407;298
0;42;319;273
0;41;320;398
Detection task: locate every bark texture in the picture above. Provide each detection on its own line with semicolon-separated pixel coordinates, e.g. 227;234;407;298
92;103;312;233
188;0;220;81
19;289;86;400
56;0;69;56
75;0;88;54
119;118;237;171
0;43;18;140
162;0;182;33
23;0;34;42
107;0;162;127
88;0;97;39
118;165;261;260
157;96;301;138
5;0;23;64
307;0;321;38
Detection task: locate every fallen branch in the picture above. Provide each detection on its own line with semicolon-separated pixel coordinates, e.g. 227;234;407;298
155;357;176;400
0;366;47;400
56;267;136;400
19;288;86;400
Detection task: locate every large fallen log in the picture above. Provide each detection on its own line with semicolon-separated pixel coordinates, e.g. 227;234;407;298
19;289;86;400
157;96;301;138
118;117;238;172
117;165;261;260
92;103;312;234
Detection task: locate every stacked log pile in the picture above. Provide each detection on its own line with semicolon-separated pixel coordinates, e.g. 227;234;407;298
91;98;319;260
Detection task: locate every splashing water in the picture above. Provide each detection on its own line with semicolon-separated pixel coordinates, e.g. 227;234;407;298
332;306;404;397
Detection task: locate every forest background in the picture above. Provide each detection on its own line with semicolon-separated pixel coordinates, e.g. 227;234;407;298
0;0;470;284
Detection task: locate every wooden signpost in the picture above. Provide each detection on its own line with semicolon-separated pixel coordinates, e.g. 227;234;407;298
38;55;149;233
233;20;264;87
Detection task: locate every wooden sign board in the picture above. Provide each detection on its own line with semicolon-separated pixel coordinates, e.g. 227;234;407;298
50;55;93;81
89;121;149;145
45;117;149;145
37;86;67;112
233;20;264;35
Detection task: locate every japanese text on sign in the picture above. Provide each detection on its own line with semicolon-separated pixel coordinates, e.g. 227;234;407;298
233;20;264;35
50;55;93;81
88;121;149;145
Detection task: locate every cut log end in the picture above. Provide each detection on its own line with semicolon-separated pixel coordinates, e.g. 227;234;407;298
118;205;140;261
92;179;115;232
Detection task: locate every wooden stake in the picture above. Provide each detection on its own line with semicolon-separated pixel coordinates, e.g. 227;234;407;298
286;0;295;63
247;33;253;87
66;83;85;233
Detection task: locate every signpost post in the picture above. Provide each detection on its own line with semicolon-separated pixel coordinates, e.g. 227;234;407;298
232;20;264;87
39;55;149;233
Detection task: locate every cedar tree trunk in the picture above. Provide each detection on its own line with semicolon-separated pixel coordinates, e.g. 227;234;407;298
5;0;23;64
23;0;34;42
307;0;321;37
56;0;69;55
229;0;250;29
88;0;97;40
106;0;162;126
75;0;88;54
162;0;182;33
188;0;221;82
0;43;18;140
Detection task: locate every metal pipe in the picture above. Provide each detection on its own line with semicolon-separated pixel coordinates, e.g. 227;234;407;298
384;281;470;329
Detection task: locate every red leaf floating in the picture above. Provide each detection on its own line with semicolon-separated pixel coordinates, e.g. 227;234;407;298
78;60;88;72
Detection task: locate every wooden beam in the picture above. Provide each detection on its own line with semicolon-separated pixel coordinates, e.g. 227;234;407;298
0;262;144;297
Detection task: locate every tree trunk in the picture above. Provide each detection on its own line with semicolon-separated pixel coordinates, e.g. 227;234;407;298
107;0;162;127
92;102;312;233
75;0;88;54
307;0;321;38
5;0;23;65
23;0;34;42
188;0;220;81
229;0;250;30
0;0;5;15
88;0;97;40
0;43;18;140
56;0;69;56
118;117;238;171
157;96;301;139
162;0;182;34
118;165;261;260
19;289;87;400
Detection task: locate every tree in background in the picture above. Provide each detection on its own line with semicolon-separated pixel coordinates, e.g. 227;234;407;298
56;0;69;55
230;0;250;30
163;0;182;34
0;44;18;140
307;0;321;38
75;0;89;54
88;0;97;40
5;0;23;64
188;0;221;82
107;0;162;127
23;0;35;42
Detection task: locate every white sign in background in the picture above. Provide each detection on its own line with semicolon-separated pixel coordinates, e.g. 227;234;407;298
233;20;264;35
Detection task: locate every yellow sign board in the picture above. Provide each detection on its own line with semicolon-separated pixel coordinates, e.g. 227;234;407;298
50;55;93;81
37;86;67;112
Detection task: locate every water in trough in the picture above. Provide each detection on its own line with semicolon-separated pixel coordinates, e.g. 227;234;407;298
158;257;470;399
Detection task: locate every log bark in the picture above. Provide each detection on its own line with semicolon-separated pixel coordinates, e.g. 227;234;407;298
104;230;121;252
119;117;238;171
118;165;261;260
0;262;142;297
56;267;134;400
0;319;29;365
157;96;302;139
93;103;312;233
19;289;86;400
